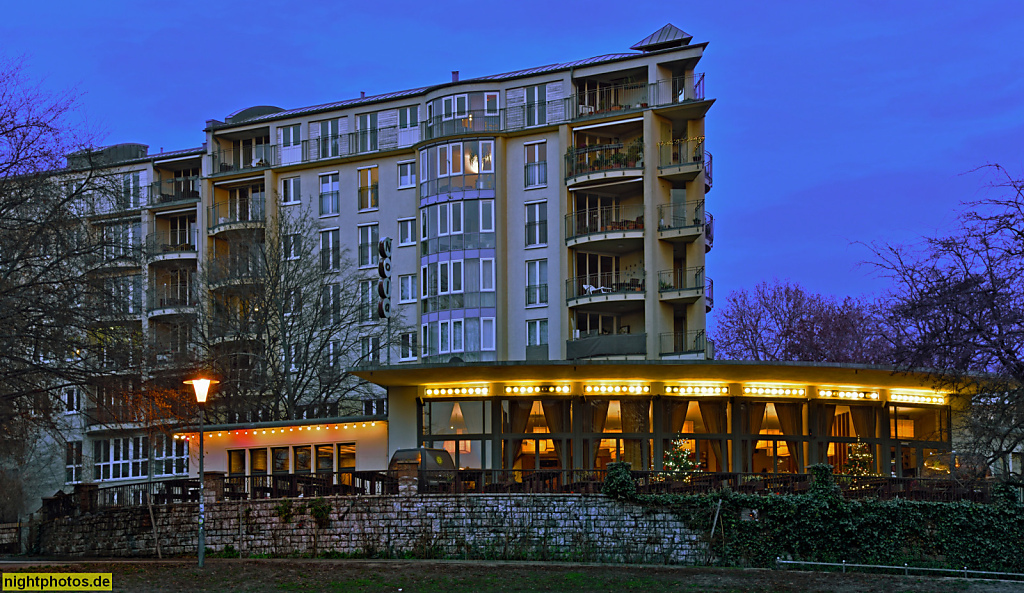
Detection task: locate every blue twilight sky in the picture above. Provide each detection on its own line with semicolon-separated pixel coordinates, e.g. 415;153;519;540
4;1;1024;312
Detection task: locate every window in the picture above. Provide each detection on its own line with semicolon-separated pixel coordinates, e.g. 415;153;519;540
398;218;415;246
319;173;339;216
358;224;379;268
440;261;450;294
316;445;334;473
360;335;380;364
282;177;301;204
484;92;499;116
228;450;245;475
421;210;429;242
442;94;467;120
451;201;463;234
399;106;418;129
92;437;148;481
452;318;464;352
357;167;379;210
526;259;548;305
527;319;548;346
480;199;494;232
398;161;416;188
287;342;302;371
320;229;340;272
324;339;341;379
283;234;301;260
399;274;416;303
63;387;80;413
400;332;417;361
249;448;268;475
281;124;300;147
316;118;340;159
294;446;312;473
481;258;495;291
322;283;341;326
338;443;356;469
451;259;464;293
525;202;547;247
272;447;290;474
481;317;495;351
525;142;547;187
359;279;374;322
65;441;82;483
153;435;188;476
357;112;378;152
526;84;547;126
439;203;449;236
120;171;141;209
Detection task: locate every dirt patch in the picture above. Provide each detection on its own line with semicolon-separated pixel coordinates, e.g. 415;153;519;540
1;559;1021;593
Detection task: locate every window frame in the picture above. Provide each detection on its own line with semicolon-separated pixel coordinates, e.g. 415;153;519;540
481;317;496;351
318;172;340;217
397;160;417;189
281;176;302;205
357;223;380;268
398;218;416;246
398;274;416;303
525;200;548;248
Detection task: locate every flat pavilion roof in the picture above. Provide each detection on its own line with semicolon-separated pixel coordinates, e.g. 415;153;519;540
350;360;938;391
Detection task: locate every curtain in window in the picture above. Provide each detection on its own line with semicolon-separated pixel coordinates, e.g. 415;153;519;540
741;402;767;473
506;400;533;468
541;400;571;469
775;402;805;471
587;400;610;469
621;399;651;470
814;404;837;465
698;401;727;471
850;406;876;439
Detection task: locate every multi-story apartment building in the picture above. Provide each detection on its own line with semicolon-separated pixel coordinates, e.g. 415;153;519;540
27;24;724;508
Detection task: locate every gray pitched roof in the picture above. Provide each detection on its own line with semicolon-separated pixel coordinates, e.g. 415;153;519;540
630;24;693;51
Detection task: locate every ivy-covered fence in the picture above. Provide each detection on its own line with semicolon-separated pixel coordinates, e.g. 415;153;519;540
603;462;1024;572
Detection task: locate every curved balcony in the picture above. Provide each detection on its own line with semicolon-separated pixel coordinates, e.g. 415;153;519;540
565;205;645;251
566;273;645;309
658;140;709;184
144;229;198;263
659;330;709;359
657;267;705;305
208;260;265;293
705;212;715;253
657;202;705;243
208;197;265;236
564;143;644;187
147;283;196;319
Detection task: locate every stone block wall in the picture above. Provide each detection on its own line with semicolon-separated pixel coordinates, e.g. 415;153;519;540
35;494;707;564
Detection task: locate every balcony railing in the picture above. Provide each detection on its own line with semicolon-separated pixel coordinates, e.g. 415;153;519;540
208;259;266;286
420;291;497;314
659;139;706;169
565;142;644;180
566;273;646;301
706;278;715;310
420;231;497;256
657;201;705;231
570;81;649;119
148;177;201;205
357;185;379;210
421;109;502;141
211;145;278;174
526;284;548;306
660;330;708;356
144;229;197;258
567;333;647;359
706;213;715;249
657;267;705;292
525;161;547;187
705;151;713;188
647;73;706;106
565;204;644;241
419;172;496;197
147;281;196;311
151;341;192;366
208;195;266;232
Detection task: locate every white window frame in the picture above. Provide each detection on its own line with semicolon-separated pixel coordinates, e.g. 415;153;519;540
526;259;547;306
398;106;418;129
527;319;549;346
439;320;451;354
319;172;339;217
283;233;301;260
320;228;340;272
65;440;83;484
525;200;547;248
63;387;81;414
481;258;495;292
398;160;416;189
481;317;496;351
439;261;450;295
438;203;450;236
484;92;499;116
358;223;379;268
399;332;417;361
451;318;464;353
358;279;375;323
398;218;416;246
451;259;464;294
282;176;301;205
480;199;494;232
420;264;429;299
399;274;416;303
421;210;429;242
524;141;547;188
281;124;300;147
479;140;494;173
450;201;463;235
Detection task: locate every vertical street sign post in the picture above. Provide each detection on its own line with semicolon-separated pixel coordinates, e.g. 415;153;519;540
377;237;392;364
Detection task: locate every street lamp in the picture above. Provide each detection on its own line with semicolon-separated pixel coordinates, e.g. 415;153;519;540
184;377;218;568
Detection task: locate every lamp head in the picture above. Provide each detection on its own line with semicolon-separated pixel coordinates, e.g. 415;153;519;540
185;378;219;403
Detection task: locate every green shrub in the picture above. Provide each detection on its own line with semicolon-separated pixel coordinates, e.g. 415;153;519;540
602;462;636;500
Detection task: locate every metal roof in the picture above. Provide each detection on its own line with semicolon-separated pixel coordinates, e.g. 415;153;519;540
630;24;693;51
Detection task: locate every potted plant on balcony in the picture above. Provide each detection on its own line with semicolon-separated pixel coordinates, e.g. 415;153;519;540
609;152;627;168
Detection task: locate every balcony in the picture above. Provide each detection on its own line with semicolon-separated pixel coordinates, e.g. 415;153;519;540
209;321;260;345
657;202;705;243
144;229;198;262
208;196;265;234
657;267;705;305
421;109;501;141
211;145;278;175
567;332;646;360
649;73;712;122
706;278;715;311
208;259;265;291
566;273;645;308
420;231;497;256
419;171;496;198
658;139;708;184
569;81;650;120
565;204;645;251
705;213;715;252
151;341;193;367
148;177;201;207
565;142;644;186
659;330;710;359
147;283;196;318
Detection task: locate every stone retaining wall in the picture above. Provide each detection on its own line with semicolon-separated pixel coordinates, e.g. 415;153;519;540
35;494;707;564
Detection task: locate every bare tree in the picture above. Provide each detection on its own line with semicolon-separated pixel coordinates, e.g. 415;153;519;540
713;279;892;364
193;204;409;422
871;165;1024;482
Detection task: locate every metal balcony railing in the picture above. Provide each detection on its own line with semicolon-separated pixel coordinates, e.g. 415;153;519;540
420;231;497;256
647;73;706;106
565;142;644;180
147;281;196;311
565;204;645;241
211;145;278;174
657;267;705;292
208;195;266;231
420;109;502;141
419;172;496;197
570;81;650;119
144;229;197;258
660;330;707;356
659;139;706;169
657;201;705;231
705;151;713;188
149;177;201;205
706;212;715;249
208;259;266;286
566;273;645;301
706;278;715;310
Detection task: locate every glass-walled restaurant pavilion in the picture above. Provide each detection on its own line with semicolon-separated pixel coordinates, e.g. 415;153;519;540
356;361;953;478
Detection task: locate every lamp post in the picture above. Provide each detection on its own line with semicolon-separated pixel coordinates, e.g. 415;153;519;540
185;377;218;568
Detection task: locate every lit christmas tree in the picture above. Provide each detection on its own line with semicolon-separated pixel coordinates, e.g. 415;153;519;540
845;442;876;476
663;439;698;480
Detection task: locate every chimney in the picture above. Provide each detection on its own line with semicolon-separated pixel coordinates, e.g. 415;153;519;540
452;71;459;82
361;91;366;98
